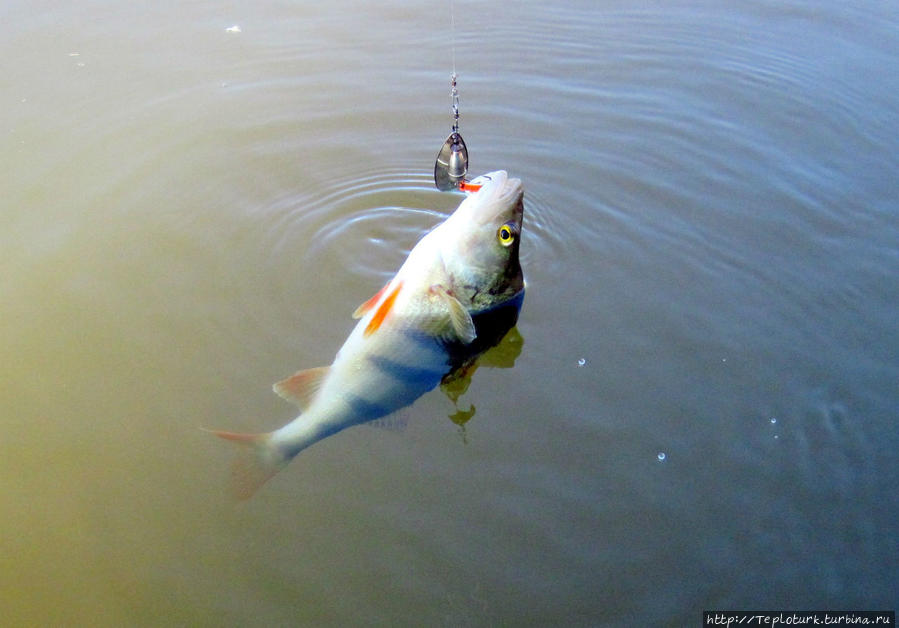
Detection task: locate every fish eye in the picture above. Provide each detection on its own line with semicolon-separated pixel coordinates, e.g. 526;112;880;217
497;224;516;247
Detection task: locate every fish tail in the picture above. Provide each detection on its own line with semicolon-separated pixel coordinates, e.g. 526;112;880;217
204;429;290;500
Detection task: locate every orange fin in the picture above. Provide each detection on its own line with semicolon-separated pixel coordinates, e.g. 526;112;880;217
202;429;288;500
364;281;403;337
273;366;330;409
353;281;391;319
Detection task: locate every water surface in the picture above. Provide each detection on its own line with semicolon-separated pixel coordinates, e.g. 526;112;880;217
2;0;897;625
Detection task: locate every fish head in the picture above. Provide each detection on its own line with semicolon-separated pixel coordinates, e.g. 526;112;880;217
439;170;525;312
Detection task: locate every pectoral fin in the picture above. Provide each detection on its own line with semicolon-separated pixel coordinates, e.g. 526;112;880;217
431;285;476;344
273;366;330;409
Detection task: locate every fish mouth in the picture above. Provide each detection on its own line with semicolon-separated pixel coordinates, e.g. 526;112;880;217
466;170;524;217
498;176;523;207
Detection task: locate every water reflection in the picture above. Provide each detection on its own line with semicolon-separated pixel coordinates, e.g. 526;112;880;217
441;325;525;431
5;0;898;622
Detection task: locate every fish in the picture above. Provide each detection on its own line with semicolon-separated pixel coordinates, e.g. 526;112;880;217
208;170;525;499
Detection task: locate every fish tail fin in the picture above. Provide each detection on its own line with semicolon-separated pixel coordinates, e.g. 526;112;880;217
203;429;290;500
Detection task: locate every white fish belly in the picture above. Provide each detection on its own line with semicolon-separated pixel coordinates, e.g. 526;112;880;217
271;326;450;455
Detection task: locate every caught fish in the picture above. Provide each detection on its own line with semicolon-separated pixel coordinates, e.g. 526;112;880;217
209;170;525;498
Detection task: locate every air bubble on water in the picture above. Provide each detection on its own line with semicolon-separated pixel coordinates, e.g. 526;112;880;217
657;452;666;462
577;358;586;367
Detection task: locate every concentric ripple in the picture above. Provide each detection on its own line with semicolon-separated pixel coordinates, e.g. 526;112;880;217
259;166;564;302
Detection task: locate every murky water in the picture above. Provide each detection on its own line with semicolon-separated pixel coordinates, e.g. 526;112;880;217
2;0;897;625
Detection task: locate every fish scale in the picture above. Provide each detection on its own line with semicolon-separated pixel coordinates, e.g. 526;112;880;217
209;171;525;499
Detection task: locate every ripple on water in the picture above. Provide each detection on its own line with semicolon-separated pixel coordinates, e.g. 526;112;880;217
257;166;564;297
260;169;447;286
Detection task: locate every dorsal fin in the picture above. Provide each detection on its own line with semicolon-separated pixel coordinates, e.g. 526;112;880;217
273;366;330;409
353;280;391;319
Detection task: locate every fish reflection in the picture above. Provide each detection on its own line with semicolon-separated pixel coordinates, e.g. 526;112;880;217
209;171;526;498
441;325;524;431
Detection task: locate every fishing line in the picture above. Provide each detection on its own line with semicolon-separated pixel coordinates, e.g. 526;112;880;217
451;0;456;78
433;0;474;192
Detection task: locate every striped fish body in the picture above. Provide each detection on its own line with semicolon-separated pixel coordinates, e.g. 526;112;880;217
211;171;524;498
271;316;452;457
